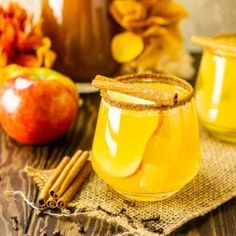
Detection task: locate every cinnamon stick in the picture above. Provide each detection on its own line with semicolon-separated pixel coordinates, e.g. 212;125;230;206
92;75;175;106
52;151;90;200
57;161;92;209
38;156;70;207
49;149;82;199
46;197;57;209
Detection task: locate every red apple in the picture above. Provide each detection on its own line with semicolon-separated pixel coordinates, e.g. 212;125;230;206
0;67;78;144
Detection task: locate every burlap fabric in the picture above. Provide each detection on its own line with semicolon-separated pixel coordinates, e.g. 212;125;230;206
26;129;236;235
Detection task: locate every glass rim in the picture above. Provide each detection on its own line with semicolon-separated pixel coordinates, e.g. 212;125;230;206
193;34;236;57
100;73;194;111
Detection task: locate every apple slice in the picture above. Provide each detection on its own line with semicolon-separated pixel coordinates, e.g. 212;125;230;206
95;153;144;178
139;163;169;191
143;106;183;167
92;122;146;178
92;106;159;178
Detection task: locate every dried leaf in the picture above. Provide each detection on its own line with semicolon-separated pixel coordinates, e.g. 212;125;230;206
152;1;188;23
112;0;140;15
109;0;191;77
110;0;188;32
141;26;168;38
110;0;146;30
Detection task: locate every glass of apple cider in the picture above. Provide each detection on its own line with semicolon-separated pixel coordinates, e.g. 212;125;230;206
193;34;236;143
92;73;201;201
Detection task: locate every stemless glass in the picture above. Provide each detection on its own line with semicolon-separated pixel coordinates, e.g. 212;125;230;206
193;34;236;143
92;73;201;201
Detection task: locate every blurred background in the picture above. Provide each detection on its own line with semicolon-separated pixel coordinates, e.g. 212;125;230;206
177;0;236;51
1;0;236;52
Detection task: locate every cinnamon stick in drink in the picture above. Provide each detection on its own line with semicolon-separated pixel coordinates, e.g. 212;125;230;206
49;149;83;199
57;161;92;209
55;151;90;199
38;156;70;208
92;75;175;106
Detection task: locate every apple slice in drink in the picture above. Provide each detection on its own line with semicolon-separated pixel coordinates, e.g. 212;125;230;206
92;92;159;178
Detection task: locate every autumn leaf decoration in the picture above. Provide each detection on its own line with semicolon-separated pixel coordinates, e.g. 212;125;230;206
110;0;194;79
0;3;56;68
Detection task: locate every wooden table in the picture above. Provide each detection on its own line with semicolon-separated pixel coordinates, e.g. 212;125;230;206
0;75;236;235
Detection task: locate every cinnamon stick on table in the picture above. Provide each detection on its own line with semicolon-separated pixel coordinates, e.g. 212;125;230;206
38;156;70;208
57;161;92;209
49;149;83;199
46;197;57;209
55;151;90;199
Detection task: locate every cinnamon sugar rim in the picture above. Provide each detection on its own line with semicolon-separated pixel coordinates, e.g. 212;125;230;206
101;73;194;111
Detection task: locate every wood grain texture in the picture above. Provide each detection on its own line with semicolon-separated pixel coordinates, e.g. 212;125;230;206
0;93;236;236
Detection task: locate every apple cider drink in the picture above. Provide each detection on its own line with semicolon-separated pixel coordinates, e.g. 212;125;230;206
92;74;201;201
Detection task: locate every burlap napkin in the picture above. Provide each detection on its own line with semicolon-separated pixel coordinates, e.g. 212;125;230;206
26;128;236;235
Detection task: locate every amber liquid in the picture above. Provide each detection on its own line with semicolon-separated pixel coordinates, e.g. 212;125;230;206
42;0;119;82
92;83;201;201
196;48;236;142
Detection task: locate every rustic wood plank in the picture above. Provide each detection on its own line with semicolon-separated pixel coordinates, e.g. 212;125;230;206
0;92;236;236
24;94;100;235
0;126;50;235
171;197;236;236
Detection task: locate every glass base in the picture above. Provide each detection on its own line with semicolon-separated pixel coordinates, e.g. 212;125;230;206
115;189;179;202
111;171;200;202
211;131;236;143
201;121;236;143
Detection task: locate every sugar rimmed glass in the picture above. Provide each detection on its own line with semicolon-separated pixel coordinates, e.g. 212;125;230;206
92;73;201;201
